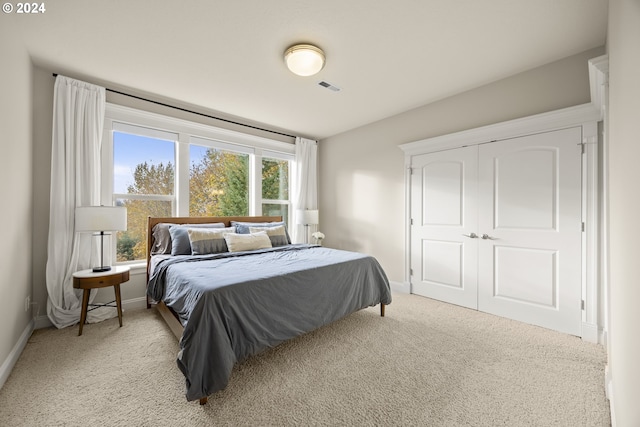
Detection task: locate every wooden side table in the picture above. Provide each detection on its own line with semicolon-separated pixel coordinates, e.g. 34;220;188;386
72;266;130;336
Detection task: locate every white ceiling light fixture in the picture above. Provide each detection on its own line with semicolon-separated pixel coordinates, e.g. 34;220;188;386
284;44;325;77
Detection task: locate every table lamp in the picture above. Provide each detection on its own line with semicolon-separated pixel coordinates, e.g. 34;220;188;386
75;206;127;272
296;209;318;244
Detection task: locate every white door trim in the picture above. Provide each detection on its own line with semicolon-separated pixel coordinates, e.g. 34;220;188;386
400;103;601;341
581;121;600;343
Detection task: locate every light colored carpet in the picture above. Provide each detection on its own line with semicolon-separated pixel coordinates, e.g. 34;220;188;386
0;293;610;426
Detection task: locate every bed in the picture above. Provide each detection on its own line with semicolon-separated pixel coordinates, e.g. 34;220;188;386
146;215;392;404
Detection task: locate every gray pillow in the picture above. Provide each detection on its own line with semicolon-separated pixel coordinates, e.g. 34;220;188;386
169;223;226;255
231;221;291;244
248;225;289;247
151;223;174;255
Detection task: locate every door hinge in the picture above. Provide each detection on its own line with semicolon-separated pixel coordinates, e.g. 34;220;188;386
410;218;414;225
582;222;585;232
410;268;413;276
581;300;585;310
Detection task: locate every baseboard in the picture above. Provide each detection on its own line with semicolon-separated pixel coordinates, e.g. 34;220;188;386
33;296;149;331
581;322;599;343
34;314;52;330
0;319;34;390
605;364;616;426
390;281;410;294
605;364;612;400
122;296;148;311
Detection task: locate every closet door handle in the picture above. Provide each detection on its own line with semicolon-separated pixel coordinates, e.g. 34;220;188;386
462;233;478;239
481;234;496;240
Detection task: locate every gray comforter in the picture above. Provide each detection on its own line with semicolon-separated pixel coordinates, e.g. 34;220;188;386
147;244;392;401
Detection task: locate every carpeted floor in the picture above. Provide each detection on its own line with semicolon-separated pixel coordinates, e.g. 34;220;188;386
0;293;610;426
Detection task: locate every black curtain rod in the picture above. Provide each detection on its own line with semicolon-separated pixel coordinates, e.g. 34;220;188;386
52;73;296;139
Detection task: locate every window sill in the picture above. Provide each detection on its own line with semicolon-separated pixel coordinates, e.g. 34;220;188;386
115;261;147;276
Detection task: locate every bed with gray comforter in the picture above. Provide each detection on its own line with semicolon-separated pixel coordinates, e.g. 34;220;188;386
147;243;391;402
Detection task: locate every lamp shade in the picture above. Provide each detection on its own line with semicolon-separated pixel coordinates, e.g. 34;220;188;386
284;44;325;76
296;209;319;225
75;206;127;232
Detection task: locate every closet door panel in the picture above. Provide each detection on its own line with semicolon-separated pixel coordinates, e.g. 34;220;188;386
410;146;478;309
477;127;582;336
494;246;557;307
493;148;557;230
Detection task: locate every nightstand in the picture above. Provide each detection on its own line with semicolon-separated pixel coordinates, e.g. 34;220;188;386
72;265;130;336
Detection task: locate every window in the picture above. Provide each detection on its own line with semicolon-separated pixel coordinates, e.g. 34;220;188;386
113;126;176;261
261;153;290;225
103;104;294;264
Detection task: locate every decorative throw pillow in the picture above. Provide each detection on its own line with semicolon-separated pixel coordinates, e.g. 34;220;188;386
224;231;272;253
249;225;288;247
231;221;291;244
187;227;236;255
168;223;226;255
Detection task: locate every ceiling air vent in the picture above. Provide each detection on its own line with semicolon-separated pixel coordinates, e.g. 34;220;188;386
318;81;341;92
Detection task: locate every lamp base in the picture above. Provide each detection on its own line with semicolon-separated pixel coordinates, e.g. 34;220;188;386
92;266;112;273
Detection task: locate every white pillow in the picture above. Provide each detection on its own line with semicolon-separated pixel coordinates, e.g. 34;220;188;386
224;231;272;252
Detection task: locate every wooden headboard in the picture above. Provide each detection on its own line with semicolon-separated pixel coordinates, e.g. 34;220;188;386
146;215;283;277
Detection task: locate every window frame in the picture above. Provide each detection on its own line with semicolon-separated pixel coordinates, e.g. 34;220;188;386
260;150;292;222
102;103;294;266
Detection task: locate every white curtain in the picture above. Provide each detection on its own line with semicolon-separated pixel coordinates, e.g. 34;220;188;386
292;137;318;243
46;75;114;328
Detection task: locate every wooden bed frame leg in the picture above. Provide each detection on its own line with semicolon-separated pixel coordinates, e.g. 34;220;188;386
380;304;385;317
199;397;208;405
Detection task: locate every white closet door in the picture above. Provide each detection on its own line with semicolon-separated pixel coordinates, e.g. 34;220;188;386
477;127;583;336
410;146;478;309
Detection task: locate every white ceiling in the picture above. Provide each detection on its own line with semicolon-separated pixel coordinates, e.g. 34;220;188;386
6;0;608;140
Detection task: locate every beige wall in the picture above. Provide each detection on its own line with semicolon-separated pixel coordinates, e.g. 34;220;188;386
319;46;604;284
0;39;33;369
607;0;640;424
